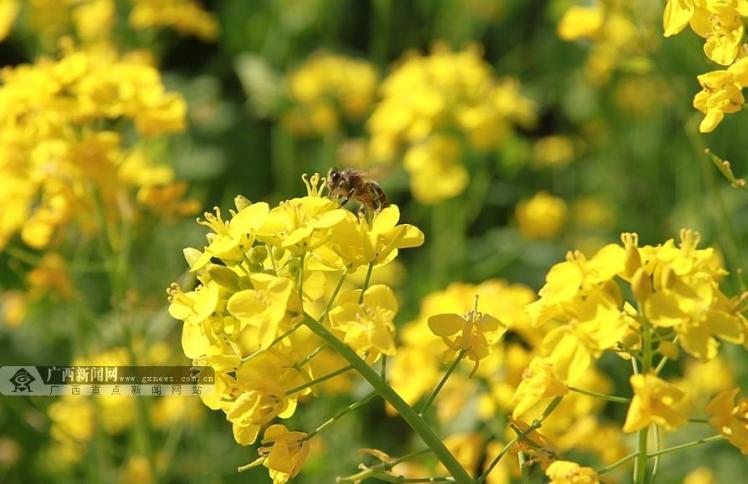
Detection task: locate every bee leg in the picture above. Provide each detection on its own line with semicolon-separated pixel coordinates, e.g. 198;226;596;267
370;184;389;210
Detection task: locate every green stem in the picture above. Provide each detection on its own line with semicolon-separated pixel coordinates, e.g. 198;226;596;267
654;336;678;375
518;451;529;484
242;321;305;362
379;477;454;483
596;451;638;475
634;321;653;484
294;344;326;369
419;350;466;416
646;435;725;458
302;315;473;484
338;448;433;483
477;396;562;484
568;386;630;404
284;364;353;396
303;391;376;441
359;262;375;303
651;425;662;483
321;269;348;320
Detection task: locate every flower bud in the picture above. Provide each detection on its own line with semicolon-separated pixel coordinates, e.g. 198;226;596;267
631;267;651;303
250;246;268;263
621;232;641;279
272;246;286;261
658;341;680;360
234;195;251;210
183;247;203;268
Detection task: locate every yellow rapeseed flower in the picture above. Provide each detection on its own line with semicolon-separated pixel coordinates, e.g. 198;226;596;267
623;373;689;432
515;192;568;240
285;53;377;136
705;388;748;454
693;57;748;132
546;460;600;484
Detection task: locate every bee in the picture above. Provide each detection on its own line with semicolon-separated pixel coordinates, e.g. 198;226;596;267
326;168;390;213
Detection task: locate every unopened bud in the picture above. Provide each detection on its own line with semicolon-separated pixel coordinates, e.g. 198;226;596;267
234;195;251;211
658;340;679;360
621;232;641;279
632;267;652;303
249;246;268;263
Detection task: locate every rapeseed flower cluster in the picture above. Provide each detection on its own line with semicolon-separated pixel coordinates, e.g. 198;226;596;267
1;0;217;48
663;0;748;131
514;229;748;461
168;174;423;482
0;42;196;253
387;280;628;480
367;43;536;204
284;53;378;136
558;1;653;85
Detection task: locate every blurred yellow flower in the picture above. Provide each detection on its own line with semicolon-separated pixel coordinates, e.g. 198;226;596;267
515;192;567;240
368;43;535;203
0;44;192;253
285;53;377;136
705;388;748;454
533;135;577;167
623;373;689;432
557;5;604;41
684;467;716;484
0;0;18;41
545;460;600;484
129;0;219;40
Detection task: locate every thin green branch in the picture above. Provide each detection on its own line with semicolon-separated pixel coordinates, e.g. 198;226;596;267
284;364;354;396
418;350;467;417
304;391;376;441
302;314;473;484
646;435;725;458
359;262;375;303
596;451;638;475
568;386;630;404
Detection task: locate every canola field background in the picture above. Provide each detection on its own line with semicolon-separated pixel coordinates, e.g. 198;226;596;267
1;1;748;483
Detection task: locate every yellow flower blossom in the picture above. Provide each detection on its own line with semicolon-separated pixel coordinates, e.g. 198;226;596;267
246;424;312;484
664;0;746;65
325;205;425;270
428;302;507;374
227;274;297;349
515;192;568;240
546;460;600;484
623;373;689;432
327;285;398;361
693;57;748;133
511;358;568;421
0;44;191;253
705;388;748;454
